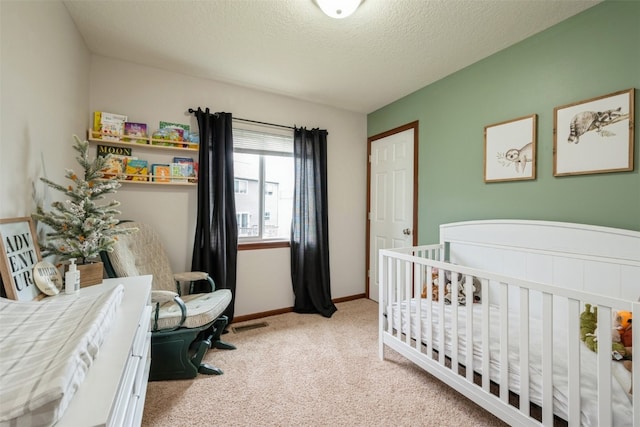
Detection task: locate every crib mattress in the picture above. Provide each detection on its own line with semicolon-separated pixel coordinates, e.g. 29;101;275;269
391;299;633;426
0;285;124;427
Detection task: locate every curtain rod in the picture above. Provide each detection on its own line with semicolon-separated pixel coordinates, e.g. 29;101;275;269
188;108;294;130
234;117;294;130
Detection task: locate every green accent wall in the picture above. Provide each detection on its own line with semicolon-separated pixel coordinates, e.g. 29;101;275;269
368;1;640;244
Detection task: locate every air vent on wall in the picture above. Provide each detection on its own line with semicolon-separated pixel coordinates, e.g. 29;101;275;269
232;322;269;333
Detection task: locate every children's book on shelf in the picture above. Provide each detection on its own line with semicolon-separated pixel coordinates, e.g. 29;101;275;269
151;164;171;183
171;157;194;183
100;156;129;179
160;121;190;147
93;111;128;141
160;121;189;133
125;159;149;181
97;145;135;179
192;162;199;183
123;122;148;143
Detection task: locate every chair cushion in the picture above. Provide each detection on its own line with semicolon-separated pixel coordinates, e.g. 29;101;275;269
155;289;232;330
111;222;177;293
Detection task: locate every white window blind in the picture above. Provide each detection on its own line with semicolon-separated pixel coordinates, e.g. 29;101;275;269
233;128;293;156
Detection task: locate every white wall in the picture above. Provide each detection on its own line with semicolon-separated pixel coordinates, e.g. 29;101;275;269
0;2;90;221
89;57;367;316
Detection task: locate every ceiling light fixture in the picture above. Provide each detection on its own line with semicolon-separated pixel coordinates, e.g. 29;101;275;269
316;0;362;19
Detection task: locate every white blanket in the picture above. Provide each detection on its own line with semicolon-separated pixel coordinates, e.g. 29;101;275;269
392;299;633;426
0;285;124;427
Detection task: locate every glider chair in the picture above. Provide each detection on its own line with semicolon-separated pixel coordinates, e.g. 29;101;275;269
101;221;235;381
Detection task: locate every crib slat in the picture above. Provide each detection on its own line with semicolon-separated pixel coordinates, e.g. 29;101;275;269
567;298;581;426
542;293;553;427
395;259;402;340
451;274;459;373
634;303;639;427
414;261;422;352
404;260;412;345
438;272;446;365
426;265;433;356
465;275;473;383
481;278;490;392
519;289;530;418
596;305;613;426
499;282;509;403
387;256;394;335
378;252;387;360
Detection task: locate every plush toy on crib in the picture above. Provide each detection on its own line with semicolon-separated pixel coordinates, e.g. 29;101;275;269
581;305;632;372
616;310;632;348
421;268;440;299
442;271;481;305
615;311;632;373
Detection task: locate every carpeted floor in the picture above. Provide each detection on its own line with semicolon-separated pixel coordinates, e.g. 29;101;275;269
142;298;507;427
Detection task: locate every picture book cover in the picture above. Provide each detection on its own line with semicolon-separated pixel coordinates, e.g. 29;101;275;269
123;122;148;143
170;162;193;182
97;145;135;179
151;164;171;183
172;156;194;164
125;159;148;181
192;162;199;183
96;144;132;157
100;155;128;179
98;112;128;141
171;157;197;182
160;121;190;145
93;111;102;135
160;121;190;132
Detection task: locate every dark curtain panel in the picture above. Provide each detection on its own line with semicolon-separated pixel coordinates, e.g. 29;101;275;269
192;108;238;322
290;127;337;318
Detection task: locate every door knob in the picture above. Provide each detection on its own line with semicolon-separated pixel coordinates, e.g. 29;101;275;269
403;228;411;235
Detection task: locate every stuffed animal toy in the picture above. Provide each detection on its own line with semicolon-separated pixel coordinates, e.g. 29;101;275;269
441;272;481;305
462;276;482;304
615;310;633;348
581;304;598;351
421;268;440;300
614;310;632;384
617;310;633;393
581;305;633;393
581;304;630;358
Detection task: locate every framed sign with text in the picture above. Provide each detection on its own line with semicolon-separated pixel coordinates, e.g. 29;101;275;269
0;217;43;300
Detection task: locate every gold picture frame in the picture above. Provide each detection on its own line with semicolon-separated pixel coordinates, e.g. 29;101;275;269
484;114;537;183
554;88;635;176
0;217;43;300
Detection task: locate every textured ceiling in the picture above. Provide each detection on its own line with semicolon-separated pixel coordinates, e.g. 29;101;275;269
63;0;601;114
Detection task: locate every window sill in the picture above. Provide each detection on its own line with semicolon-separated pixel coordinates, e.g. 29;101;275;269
238;240;290;251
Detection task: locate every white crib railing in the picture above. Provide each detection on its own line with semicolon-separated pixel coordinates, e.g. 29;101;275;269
379;245;639;427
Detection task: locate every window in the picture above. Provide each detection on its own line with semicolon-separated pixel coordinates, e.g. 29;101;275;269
236;212;253;236
233;128;294;242
234;179;248;194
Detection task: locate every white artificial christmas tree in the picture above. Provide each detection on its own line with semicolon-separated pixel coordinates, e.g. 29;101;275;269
33;135;134;264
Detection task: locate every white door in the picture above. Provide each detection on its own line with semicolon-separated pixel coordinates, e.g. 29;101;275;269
368;125;416;302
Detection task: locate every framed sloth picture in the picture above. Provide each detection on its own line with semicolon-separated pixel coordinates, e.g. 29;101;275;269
484;114;537;183
554;88;635;176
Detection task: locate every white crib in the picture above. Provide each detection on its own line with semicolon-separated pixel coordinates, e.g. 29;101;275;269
378;220;640;426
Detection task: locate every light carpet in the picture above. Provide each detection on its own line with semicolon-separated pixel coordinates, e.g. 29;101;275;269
142;298;507;427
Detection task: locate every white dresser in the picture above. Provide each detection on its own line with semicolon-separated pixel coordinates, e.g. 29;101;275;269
56;275;152;427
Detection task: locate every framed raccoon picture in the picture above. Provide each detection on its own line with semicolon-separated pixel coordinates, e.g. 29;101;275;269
554;88;634;176
484;114;537;183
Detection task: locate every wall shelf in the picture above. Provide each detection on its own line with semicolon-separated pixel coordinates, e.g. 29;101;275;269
87;129;198;186
87;129;199;153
